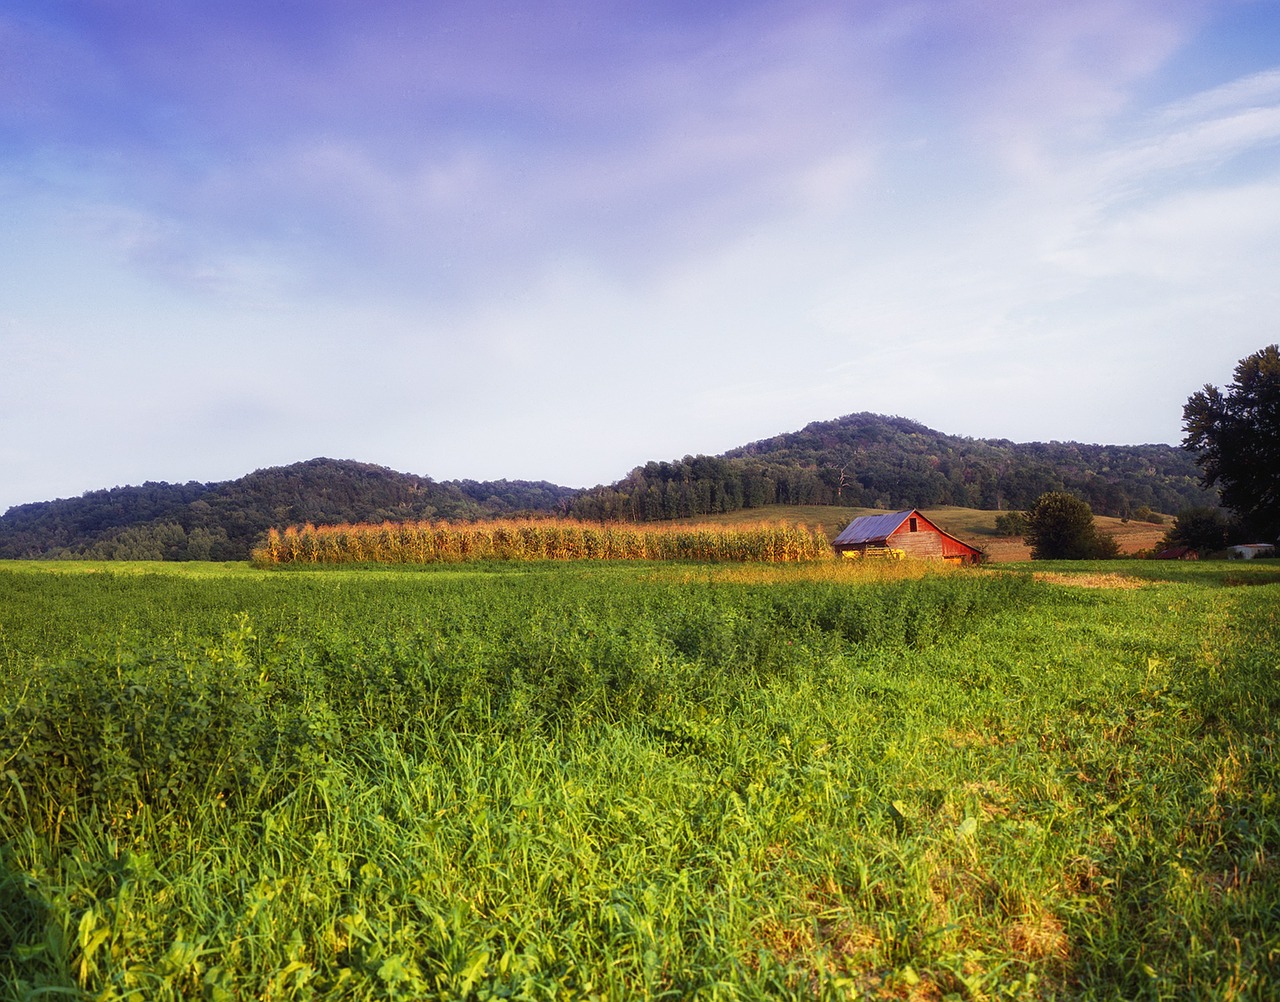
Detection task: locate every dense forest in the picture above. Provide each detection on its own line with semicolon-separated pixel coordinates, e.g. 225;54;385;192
1;413;1214;559
568;414;1212;523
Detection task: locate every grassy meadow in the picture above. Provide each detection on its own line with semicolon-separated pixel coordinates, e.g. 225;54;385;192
0;558;1277;999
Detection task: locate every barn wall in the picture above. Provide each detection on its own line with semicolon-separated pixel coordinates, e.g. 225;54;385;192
888;525;945;558
887;523;982;562
938;535;981;560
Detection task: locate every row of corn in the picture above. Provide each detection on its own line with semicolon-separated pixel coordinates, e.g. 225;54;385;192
252;518;833;565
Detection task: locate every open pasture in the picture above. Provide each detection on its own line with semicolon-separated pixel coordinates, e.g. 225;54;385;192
0;559;1277;999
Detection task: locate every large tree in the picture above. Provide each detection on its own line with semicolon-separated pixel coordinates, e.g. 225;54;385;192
1182;345;1280;541
1025;492;1119;560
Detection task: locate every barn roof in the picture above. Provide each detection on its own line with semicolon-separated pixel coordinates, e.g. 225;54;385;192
832;511;914;546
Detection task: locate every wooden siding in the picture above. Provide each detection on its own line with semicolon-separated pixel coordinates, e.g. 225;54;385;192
888;522;981;561
888;524;945;558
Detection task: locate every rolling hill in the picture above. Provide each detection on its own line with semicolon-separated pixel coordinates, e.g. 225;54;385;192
0;413;1212;559
568;413;1210;524
0;460;577;561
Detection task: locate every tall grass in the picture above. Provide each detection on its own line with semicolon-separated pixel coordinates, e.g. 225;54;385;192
0;560;1277;999
251;518;832;566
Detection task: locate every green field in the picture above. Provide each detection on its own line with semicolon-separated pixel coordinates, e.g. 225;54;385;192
1;559;1277;999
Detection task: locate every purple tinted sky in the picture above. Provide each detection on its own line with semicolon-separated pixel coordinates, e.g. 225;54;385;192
3;0;1279;511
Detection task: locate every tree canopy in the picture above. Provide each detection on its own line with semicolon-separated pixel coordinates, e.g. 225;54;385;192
1025;492;1119;560
1163;506;1234;555
1183;345;1280;542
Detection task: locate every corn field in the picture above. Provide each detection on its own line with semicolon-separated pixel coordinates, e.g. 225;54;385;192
251;518;833;566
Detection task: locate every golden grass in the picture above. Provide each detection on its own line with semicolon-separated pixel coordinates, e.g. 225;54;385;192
653;558;962;586
1031;572;1146;589
1005;910;1070;963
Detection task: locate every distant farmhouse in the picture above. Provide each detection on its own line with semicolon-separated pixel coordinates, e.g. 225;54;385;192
833;509;983;564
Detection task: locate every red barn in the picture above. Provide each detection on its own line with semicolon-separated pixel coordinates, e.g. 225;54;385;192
833;509;983;564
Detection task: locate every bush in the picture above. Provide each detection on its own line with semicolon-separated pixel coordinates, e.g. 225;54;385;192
993;511;1028;536
1132;505;1165;525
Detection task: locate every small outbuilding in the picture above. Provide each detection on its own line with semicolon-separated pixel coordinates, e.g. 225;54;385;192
833;509;983;564
1154;545;1198;560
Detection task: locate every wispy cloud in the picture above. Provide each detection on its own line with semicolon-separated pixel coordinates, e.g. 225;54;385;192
1;1;1278;509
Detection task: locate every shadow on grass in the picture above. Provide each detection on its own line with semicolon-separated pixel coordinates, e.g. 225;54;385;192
0;853;74;999
1006;559;1280;588
1142;568;1280;587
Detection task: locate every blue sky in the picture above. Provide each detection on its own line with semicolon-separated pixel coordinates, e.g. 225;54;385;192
2;1;1279;512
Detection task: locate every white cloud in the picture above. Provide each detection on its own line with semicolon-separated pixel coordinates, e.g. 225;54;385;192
3;1;1280;510
1047;178;1280;281
1157;66;1280;124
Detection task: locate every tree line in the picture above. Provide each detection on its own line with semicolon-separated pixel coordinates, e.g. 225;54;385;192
1021;344;1280;559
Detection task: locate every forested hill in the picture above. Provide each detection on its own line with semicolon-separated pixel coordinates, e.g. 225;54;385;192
0;460;577;560
2;414;1214;559
567;413;1212;523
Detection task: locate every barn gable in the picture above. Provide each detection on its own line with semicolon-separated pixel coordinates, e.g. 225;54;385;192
833;509;983;563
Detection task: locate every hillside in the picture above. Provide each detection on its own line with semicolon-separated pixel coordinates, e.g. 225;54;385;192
1;413;1212;560
0;460;576;561
569;413;1211;523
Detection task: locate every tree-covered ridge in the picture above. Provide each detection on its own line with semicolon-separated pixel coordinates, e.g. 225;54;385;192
1;414;1214;559
0;460;577;560
568;413;1212;522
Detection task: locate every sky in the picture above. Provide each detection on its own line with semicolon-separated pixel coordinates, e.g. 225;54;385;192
3;0;1279;512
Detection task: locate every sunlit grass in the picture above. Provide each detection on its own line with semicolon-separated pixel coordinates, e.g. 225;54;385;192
652;557;960;585
1;560;1276;999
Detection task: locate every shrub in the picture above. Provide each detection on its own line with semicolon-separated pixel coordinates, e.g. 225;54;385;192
993;511;1028;536
1132;505;1165;525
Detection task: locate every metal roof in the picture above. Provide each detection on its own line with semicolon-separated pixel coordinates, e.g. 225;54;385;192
832;511;913;546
